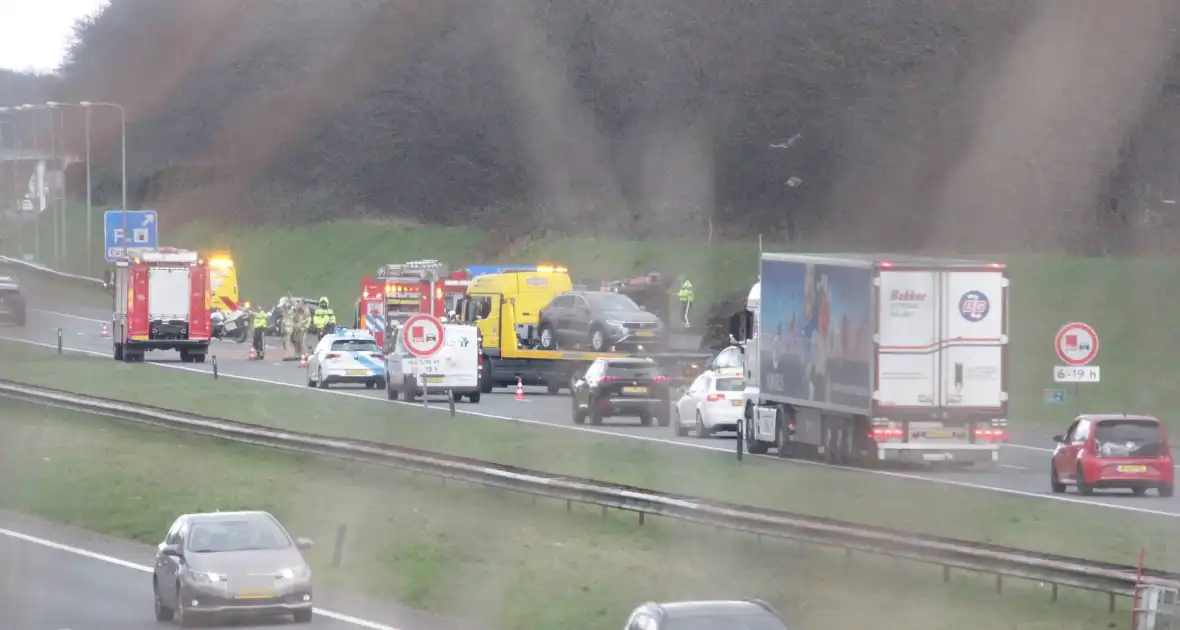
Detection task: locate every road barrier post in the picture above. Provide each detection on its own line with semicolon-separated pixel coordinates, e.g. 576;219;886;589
736;418;744;461
56;328;62;354
331;523;347;568
212;355;218;379
448;389;455;416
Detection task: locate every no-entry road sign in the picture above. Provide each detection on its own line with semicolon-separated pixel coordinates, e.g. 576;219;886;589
1054;322;1099;366
401;313;445;358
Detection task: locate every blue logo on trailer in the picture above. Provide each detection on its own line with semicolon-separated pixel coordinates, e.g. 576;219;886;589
958;291;990;322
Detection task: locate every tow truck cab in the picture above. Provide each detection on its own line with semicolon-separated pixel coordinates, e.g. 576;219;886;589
204;250;239;312
111;247;211;363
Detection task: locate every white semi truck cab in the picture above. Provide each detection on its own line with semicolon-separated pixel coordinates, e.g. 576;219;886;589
736;253;1009;467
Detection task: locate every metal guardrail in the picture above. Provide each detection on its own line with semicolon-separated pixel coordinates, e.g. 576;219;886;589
0;255;103;287
1;379;1176;609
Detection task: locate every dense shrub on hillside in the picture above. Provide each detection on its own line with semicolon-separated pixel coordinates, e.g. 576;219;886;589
8;0;1180;251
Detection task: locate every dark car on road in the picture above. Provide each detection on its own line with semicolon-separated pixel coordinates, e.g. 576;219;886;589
572;357;671;426
624;599;790;630
538;290;664;352
0;276;27;326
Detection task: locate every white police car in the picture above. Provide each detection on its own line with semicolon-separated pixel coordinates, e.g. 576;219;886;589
306;328;387;389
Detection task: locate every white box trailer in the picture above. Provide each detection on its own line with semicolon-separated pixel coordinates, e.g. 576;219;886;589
741;253;1009;466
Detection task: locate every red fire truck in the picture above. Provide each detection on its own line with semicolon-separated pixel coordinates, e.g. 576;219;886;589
356;260;470;347
110;247;212;363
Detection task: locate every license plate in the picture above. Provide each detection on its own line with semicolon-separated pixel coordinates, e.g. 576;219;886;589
731;399;744;407
924;430;954;439
1117;465;1148;473
235;589;274;599
425;375;444;383
636;330;655;337
623;386;647;394
346;369;368;375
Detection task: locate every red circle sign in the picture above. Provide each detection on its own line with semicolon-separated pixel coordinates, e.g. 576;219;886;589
1054;322;1099;366
401;314;446;358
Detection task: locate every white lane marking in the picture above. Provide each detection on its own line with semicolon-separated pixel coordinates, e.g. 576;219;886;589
35;309;105;324
999;464;1028;470
0;525;407;629
6;334;1180;519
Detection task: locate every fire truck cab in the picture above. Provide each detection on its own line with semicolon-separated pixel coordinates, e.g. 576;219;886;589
110;247;212;363
357;260;470;347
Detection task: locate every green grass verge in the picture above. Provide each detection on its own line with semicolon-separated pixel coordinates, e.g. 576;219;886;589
2;339;1179;572
7;205;1180;437
0;397;1119;630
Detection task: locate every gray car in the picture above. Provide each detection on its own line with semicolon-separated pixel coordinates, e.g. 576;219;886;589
153;510;315;626
538;290;665;352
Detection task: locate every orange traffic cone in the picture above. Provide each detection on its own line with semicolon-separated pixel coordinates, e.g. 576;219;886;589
248;346;257;361
515;377;525;400
100;322;109;337
298;353;308;368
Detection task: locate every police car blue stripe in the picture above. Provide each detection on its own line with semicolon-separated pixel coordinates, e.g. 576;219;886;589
353;353;386;375
366;314;385;333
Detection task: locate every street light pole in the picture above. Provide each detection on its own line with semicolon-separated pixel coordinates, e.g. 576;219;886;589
80;102;126;259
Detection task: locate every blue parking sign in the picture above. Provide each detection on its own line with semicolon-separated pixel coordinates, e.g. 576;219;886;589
104;210;159;261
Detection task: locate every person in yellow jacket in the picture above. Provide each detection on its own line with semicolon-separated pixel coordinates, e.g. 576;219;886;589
313;296;337;339
677;278;694;329
250;303;269;359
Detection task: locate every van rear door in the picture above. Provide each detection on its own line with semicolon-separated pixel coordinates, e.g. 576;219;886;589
442;324;479;389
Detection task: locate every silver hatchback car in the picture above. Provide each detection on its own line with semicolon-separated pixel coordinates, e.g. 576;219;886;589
153;510;315;626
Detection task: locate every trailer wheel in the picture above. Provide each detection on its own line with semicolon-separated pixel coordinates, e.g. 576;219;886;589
744;405;769;455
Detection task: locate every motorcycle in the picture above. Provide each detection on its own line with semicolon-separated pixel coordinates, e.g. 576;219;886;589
211;304;251;343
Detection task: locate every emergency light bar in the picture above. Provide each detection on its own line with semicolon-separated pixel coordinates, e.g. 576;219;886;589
132;248;200;264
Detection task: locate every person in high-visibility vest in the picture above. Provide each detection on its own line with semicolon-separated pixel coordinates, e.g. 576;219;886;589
313;296;337;338
677;278;694;329
250;304;269;359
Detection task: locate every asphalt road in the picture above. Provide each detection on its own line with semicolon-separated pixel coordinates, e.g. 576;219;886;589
0;510;460;630
7;302;1180;519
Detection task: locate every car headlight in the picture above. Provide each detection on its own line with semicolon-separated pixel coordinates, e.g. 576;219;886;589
185;569;225;583
279;565;311;580
605;320;625;329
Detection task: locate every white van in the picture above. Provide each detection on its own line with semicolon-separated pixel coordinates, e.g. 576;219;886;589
385;322;482;403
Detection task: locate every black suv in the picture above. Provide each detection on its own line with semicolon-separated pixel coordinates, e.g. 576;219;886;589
0;276;27;326
572;358;671;426
538;290;665;352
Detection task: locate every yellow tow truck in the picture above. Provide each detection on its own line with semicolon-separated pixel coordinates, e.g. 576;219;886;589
455;266;711;394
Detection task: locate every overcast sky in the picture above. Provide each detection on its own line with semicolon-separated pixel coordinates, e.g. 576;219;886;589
0;0;110;73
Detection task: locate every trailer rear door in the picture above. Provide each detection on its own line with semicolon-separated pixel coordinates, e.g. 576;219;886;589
876;270;938;407
940;270;1007;409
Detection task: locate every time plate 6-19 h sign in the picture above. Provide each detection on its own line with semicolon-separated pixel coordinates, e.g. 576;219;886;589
1054;322;1100;383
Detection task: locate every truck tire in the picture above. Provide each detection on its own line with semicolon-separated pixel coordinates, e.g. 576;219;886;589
193;353;206;364
114;343;123;361
546;379;562;395
774;405;794;459
479;357;494;393
744;404;769;454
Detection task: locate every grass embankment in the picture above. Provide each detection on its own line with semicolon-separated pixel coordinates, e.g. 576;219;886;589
9;210;1180;436
2;339;1179;572
0;397;1118;630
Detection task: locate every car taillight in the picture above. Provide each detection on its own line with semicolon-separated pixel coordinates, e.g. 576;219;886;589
706;393;725;402
871;427;903;440
371;353;384;360
600;376;617;382
974;428;1007;441
651;376;668;383
325;353;342;359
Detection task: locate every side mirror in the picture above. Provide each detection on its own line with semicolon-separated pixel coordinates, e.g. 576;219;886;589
639;305;647;311
295;537;315;550
160;544;182;557
1052;434;1064;443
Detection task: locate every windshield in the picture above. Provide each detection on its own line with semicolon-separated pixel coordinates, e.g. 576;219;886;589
715;377;745;392
585;292;642;312
605;362;660;378
331;339;380;352
664;613;788;630
187;518;291;553
1094;420;1165;457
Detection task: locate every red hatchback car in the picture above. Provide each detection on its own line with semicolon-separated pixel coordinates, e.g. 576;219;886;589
1051;414;1174;497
